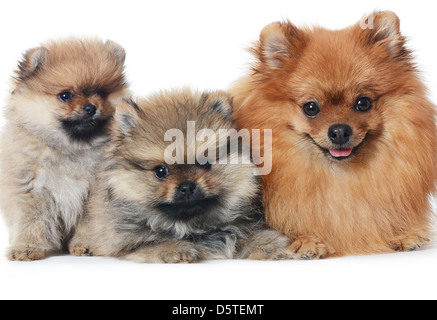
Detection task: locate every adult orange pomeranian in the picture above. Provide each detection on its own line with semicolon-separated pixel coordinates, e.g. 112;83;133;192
231;11;437;258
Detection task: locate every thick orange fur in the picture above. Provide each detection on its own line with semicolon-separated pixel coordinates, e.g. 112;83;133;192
231;11;437;258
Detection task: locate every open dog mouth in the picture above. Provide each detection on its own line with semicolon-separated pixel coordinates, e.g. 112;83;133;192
328;148;354;159
304;133;368;161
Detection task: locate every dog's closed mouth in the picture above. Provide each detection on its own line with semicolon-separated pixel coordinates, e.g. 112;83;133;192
157;197;220;221
61;117;110;141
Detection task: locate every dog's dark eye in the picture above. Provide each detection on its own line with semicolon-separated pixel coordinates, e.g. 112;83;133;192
197;161;212;171
97;91;107;99
59;91;74;102
303;101;320;118
355;96;373;112
155;166;170;180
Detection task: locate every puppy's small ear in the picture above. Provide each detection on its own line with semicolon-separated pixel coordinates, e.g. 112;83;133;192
17;47;49;80
203;91;234;119
257;21;305;69
360;11;404;55
105;40;126;65
115;98;143;137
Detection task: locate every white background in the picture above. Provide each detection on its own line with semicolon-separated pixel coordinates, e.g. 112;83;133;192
0;0;436;300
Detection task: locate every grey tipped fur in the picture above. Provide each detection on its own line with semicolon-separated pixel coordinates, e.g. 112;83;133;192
69;89;293;263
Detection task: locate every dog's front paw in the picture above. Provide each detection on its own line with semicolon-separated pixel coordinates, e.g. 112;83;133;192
288;236;333;260
124;241;203;264
246;246;294;261
69;244;94;256
390;234;429;252
7;246;50;261
242;230;294;261
160;245;202;264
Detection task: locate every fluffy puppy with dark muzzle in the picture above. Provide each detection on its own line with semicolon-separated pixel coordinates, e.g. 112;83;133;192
0;38;129;261
69;89;292;263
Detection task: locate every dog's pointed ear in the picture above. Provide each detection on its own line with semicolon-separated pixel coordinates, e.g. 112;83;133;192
359;11;404;56
105;40;126;65
17;47;49;80
257;21;305;70
114;98;144;137
202;91;234;119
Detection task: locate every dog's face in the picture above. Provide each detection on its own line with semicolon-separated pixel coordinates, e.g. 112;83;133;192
286;46;383;162
253;11;413;162
150;163;226;222
11;38;128;142
107;90;259;236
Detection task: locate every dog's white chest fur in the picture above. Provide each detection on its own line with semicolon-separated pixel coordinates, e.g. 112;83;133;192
31;146;101;232
1;120;107;243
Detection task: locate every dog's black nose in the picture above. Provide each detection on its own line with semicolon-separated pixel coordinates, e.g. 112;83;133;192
83;104;97;116
175;181;206;203
178;182;197;197
328;124;352;145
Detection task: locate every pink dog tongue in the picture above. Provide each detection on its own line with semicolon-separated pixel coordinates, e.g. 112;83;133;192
329;148;353;158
